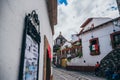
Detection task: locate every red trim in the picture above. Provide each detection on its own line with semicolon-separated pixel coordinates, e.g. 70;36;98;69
78;18;93;35
48;44;52;59
95;44;99;51
81;18;93;28
89;38;100;56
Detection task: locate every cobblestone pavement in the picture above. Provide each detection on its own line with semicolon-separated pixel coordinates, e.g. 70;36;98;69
53;67;106;80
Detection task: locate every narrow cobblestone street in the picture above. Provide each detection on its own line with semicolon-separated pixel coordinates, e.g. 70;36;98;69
53;66;106;80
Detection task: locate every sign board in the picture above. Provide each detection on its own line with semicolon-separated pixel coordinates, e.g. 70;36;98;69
23;35;39;80
19;11;40;80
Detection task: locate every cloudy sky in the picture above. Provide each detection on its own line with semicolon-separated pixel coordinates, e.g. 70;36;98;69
54;0;120;40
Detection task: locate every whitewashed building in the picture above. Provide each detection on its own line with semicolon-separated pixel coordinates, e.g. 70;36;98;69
0;0;57;80
67;17;120;71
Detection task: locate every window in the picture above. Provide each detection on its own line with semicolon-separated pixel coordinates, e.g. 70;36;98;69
89;38;100;55
110;31;120;48
57;39;60;45
60;39;63;44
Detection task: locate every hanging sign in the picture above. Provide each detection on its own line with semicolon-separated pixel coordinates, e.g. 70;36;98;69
19;10;40;80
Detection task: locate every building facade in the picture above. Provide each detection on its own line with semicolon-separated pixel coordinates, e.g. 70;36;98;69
0;0;57;80
53;32;67;66
54;32;67;46
67;17;120;71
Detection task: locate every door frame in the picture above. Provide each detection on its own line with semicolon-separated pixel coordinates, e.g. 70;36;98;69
43;35;52;80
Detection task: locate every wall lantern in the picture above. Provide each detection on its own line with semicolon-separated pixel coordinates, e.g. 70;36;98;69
91;35;94;38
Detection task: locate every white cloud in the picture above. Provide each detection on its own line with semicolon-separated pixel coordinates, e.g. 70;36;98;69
54;0;119;40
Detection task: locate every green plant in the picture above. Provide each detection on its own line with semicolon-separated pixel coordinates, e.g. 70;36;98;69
77;51;83;58
67;58;71;62
78;52;83;58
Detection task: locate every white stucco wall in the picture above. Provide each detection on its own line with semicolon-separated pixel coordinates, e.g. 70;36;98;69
0;0;53;80
68;19;120;66
83;18;111;32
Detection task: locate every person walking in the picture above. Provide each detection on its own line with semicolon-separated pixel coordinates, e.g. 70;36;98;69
95;61;100;76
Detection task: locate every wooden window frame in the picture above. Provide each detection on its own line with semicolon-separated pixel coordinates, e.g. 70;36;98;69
110;31;120;49
89;38;100;56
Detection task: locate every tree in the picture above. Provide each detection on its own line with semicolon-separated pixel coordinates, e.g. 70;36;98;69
53;44;60;52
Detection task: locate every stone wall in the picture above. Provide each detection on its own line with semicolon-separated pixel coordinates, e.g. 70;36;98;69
98;48;120;77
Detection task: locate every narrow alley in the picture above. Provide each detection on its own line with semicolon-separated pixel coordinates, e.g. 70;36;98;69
53;66;106;80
